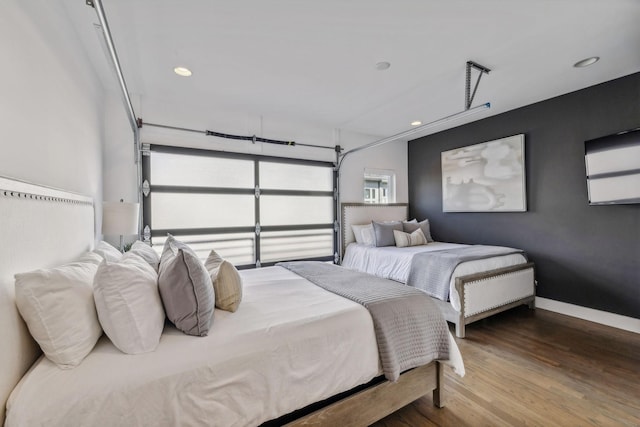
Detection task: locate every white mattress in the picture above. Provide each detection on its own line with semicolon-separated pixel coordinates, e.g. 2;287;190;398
342;242;527;312
6;267;382;427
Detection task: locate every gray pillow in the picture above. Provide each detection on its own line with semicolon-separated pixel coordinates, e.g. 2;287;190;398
158;235;214;336
372;221;403;247
403;219;434;242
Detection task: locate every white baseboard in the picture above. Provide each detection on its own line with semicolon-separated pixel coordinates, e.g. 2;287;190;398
535;297;640;334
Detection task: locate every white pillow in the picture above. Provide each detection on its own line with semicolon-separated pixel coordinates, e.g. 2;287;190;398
205;250;243;312
393;228;427;248
361;227;375;246
351;224;374;246
94;240;122;262
14;252;104;369
93;252;165;354
129;240;160;272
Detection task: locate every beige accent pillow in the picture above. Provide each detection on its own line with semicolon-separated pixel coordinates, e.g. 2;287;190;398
393;228;427;248
14;252;104;369
93;252;165;354
205;250;243;312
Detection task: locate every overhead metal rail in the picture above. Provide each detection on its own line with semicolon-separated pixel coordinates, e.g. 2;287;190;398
137;119;337;151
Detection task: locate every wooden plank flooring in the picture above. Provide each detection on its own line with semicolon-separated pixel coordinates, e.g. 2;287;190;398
372;307;640;427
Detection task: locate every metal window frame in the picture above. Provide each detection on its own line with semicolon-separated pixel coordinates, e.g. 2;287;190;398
142;144;337;268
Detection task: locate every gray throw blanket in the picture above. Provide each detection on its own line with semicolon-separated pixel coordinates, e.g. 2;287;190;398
407;245;525;301
277;261;449;382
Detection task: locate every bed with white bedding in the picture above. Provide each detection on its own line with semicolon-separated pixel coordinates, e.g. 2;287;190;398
341;203;536;338
6;267;378;426
1;176;463;427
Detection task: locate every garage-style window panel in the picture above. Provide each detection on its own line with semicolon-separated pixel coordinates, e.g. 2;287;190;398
141;145;336;268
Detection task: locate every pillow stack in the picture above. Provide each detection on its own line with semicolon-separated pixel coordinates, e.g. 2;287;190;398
391;218;433;247
349;218;435;248
15;237;244;368
402;219;434;242
15;240;166;368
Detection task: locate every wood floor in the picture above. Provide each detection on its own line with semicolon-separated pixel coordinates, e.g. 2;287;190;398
372;306;640;427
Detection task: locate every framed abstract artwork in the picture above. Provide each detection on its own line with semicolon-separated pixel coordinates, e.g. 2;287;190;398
441;134;526;212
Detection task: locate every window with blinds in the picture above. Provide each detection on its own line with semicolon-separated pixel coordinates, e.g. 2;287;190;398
141;145;336;268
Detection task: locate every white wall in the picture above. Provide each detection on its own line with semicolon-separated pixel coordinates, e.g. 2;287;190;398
337;130;408;203
0;0;105;234
103;94;408;206
102;94;140;205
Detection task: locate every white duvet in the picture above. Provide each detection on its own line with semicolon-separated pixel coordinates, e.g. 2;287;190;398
342;242;527;312
6;266;463;427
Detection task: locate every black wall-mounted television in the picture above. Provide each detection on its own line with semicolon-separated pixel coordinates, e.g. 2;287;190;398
584;128;640;205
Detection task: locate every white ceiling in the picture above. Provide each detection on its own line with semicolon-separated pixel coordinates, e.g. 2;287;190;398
65;0;640;140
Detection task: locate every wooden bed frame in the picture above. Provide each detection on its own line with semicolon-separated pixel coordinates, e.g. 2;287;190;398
432;264;536;338
0;177;444;426
341;203;536;338
285;362;443;426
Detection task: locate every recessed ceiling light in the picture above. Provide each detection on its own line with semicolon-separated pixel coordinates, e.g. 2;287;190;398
411;121;422;126
174;66;192;77
573;57;599;68
375;62;391;71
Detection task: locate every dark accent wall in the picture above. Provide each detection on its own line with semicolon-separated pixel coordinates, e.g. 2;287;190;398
408;72;640;319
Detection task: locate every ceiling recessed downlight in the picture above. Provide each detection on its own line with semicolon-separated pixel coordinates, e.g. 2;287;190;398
375;61;391;71
573;57;599;68
411;121;422;126
174;66;192;77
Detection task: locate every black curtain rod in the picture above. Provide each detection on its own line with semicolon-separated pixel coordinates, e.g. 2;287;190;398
139;119;336;151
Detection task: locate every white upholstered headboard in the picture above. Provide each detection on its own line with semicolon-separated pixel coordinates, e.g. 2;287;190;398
0;176;94;423
340;203;409;254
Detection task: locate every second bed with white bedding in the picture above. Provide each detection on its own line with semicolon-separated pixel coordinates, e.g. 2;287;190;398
342;242;527;312
340;202;536;338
